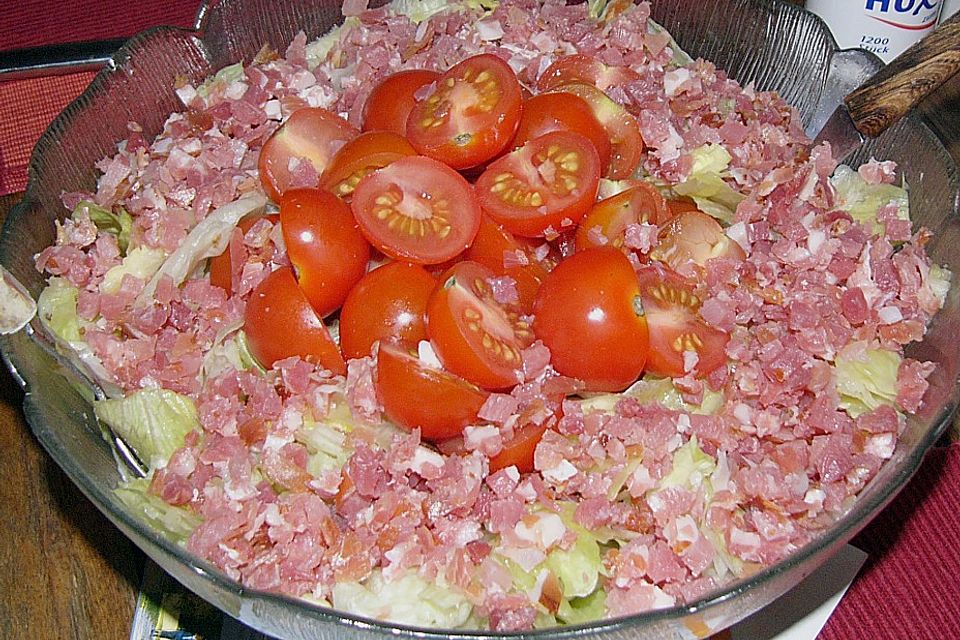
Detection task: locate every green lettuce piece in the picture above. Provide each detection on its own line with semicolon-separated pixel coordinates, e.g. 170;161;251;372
544;526;602;600
298;409;352;478
673;144;745;224
74;200;133;254
830;164;909;234
390;0;460;23
95;388;200;470
100;246;167;295
557;589;607;625
928;263;952;309
196;62;246;99
114;476;201;544
306;17;360;67
37;277;82;344
659;435;716;491
835;345;901;418
332;569;473;628
580;377;723;416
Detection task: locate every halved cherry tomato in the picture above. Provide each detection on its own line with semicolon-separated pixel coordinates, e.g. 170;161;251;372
537;54;640;94
533;247;649;392
649;210;746;273
553;83;644;180
437;421;549;474
279;188;371;318
319;131;417;200
362;69;441;136
406;54;522;170
339;262;438;360
244;266;346;375
666;197;701;217
427;261;533;390
464;215;550;313
258;107;358;202
575;182;670;251
376;341;488;441
475;130;601;238
351;155;482;264
209;213;279;295
636;265;729;378
511;92;612;173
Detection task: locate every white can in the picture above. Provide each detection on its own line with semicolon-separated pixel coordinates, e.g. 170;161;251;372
941;0;960;21
806;0;943;63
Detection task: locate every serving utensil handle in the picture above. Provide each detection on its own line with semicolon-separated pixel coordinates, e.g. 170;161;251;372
844;10;960;139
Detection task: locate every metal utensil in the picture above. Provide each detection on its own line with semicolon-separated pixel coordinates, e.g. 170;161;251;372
813;10;960;159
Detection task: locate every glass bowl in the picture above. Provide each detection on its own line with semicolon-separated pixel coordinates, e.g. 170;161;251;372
1;0;958;638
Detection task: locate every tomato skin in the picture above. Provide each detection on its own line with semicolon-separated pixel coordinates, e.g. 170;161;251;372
574;182;670;251
362;69;441;136
537;54;640;94
406;54;522;170
475;130;602;238
258;107;359;202
552;83;644;180
635;265;729;378
351;155;482;265
511;92;612;173
320;131;417;201
427;261;533;391
209;213;279;295
339;262;438;360
488;422;548;473
279;188;371;318
244;266;346;375
533;246;649;392
463;215;550;314
376;342;489;441
666;197;701;217
650;210;746;273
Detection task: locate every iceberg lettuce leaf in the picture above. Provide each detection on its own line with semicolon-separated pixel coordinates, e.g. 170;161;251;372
332;569;473;628
835;345;901;418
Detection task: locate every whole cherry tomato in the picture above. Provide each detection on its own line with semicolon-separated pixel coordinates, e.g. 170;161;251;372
533;246;649;391
339;261;438;360
279;188;371;318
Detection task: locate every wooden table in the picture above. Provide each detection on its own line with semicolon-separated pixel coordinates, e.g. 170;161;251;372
0;50;959;640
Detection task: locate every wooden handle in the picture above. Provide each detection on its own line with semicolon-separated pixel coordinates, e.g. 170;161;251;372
845;10;960;139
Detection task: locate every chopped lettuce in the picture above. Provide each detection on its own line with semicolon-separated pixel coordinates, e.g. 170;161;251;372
305;17;360;67
543;524;603;599
100;246;167;295
580;377;723;415
390;0;462;23
929;264;952;309
830;164;909;234
672;144;745;224
834;345;901;418
135;194;266;306
298;404;353;477
114;476;202;545
332;569;473;628
557;589;607;625
37;277;83;344
95;388;200;470
196;62;246;99
658;435;716;491
74;200;133;254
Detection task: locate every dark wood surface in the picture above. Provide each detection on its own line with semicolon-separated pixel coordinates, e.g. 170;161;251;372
0;26;958;640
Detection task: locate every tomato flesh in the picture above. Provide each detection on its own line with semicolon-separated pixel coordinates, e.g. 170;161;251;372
376;342;488;441
533;246;649;392
280;188;371;318
575;182;670;251
362;69;441;136
511;92;612;173
475;130;601;238
650;210;746;273
553;83;644;180
464;215;550;314
537;54;640;94
320;131;416;201
406;54;522;170
427;261;533;390
258;107;358;202
636;265;729;378
339;262;438;360
351;155;482;264
244;266;346;375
